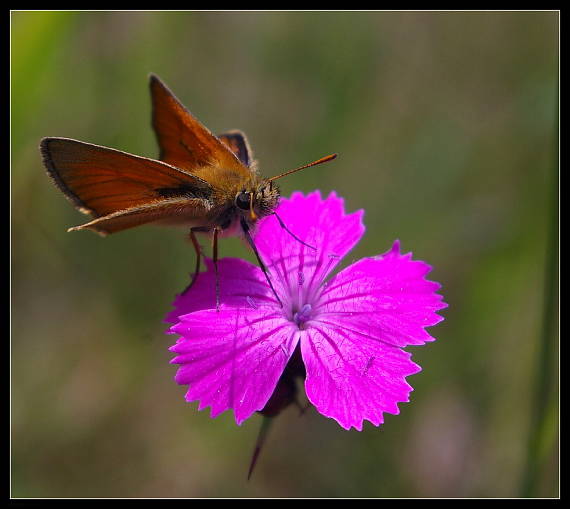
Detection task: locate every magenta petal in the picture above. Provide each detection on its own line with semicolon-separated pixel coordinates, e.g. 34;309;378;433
300;324;421;431
315;240;447;347
170;308;300;425
253;191;365;303
165;257;274;324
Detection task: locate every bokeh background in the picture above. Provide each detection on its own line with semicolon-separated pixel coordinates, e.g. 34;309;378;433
11;11;559;498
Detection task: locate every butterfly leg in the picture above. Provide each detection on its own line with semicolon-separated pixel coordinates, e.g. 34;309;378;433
212;226;221;311
181;227;204;296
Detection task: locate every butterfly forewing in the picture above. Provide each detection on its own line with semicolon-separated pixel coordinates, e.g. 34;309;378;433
41;137;213;226
150;74;251;182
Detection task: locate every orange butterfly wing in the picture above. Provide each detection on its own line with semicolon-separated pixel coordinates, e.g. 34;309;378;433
149;74;252;181
217;130;254;169
66;197;210;236
41;137;212;235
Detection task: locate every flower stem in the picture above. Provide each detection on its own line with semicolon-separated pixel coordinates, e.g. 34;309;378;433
247;416;274;481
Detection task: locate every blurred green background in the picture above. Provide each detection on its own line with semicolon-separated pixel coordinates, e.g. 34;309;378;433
11;11;558;498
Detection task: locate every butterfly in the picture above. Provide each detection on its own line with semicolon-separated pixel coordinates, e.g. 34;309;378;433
40;74;337;307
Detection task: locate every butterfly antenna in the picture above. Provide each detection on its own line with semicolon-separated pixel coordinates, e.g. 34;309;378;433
267;153;337;182
247;416;274;481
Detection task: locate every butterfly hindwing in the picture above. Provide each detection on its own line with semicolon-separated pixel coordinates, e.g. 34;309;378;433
217;130;254;168
67;197;211;236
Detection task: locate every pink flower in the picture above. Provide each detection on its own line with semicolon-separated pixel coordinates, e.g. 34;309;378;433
167;191;447;430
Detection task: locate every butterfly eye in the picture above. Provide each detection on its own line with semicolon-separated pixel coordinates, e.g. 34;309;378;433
235;191;251;210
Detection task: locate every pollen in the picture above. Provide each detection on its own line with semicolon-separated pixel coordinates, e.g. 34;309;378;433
293;303;313;329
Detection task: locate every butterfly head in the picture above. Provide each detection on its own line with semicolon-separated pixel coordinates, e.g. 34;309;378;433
234;180;280;225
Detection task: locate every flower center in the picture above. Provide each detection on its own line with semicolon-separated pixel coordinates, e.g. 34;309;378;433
293;303;313;329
